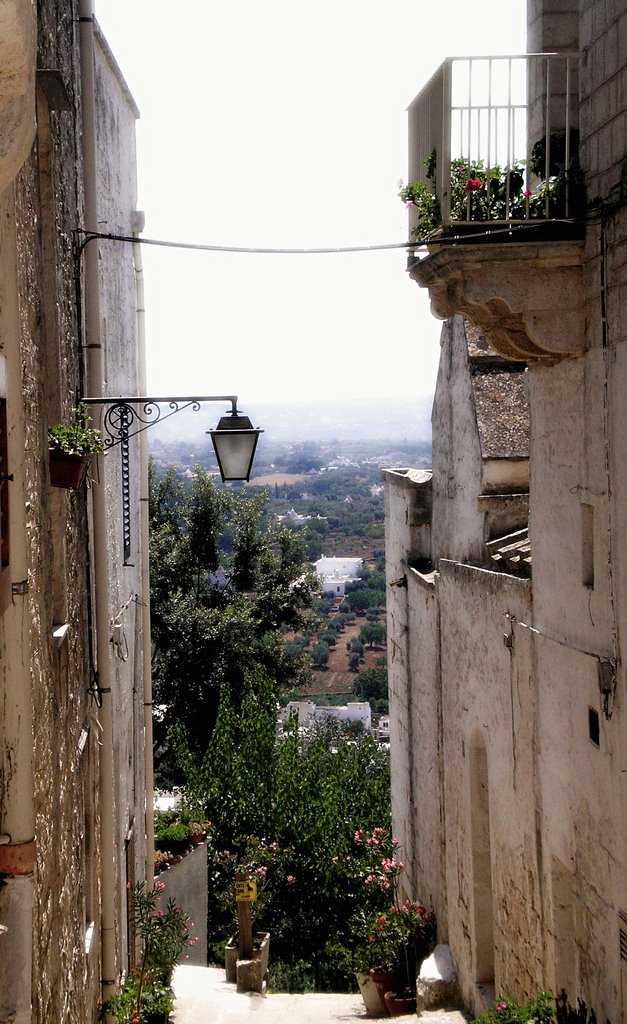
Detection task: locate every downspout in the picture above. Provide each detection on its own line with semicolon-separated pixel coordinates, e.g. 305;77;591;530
132;211;154;885
79;0;118;1002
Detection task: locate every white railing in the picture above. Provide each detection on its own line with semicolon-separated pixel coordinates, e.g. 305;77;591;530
405;53;583;235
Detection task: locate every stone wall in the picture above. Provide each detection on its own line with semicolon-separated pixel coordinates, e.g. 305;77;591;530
156;844;208;968
0;3;147;1021
579;0;626;202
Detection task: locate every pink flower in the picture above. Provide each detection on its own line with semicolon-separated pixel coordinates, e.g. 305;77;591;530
287;875;295;884
153;910;164;919
496;1002;507;1011
189;937;199;945
523;189;532;198
354;830;362;842
405;200;414;208
154;881;166;892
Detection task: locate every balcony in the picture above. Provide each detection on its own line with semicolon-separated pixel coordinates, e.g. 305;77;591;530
405;53;584;237
404;53;587;363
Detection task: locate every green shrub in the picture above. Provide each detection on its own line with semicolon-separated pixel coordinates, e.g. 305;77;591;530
473;991;555;1024
268;959;315;993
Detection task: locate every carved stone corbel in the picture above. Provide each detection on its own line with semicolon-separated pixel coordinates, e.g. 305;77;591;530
410;240;586;363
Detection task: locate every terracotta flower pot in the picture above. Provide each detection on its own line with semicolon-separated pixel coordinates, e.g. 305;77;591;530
48;450;91;489
383;990;417;1017
369;968;398;1015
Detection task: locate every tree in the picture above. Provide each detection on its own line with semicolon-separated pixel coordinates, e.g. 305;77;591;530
354;664;388;704
149;465;320;777
311;641;330;668
359;622;386;648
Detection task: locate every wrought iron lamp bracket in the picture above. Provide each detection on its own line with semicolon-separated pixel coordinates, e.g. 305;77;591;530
82;395;240;565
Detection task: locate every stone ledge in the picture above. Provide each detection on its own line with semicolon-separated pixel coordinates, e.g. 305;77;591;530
409;241;585;363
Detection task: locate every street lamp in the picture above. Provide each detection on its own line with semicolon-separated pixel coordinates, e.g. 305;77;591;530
82;394;263;562
207;405;263;483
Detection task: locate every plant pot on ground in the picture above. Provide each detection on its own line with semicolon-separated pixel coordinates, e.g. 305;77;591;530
383;988;417;1017
369;968;399;1015
355;971;386;1016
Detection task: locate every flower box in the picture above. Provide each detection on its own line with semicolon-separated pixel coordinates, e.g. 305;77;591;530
225;931;270;992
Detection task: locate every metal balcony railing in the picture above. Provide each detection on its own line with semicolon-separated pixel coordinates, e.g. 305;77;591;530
405;53;583;238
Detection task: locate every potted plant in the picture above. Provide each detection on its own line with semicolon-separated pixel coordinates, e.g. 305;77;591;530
381;900;436;1017
101;880;197;1023
48;402;104;488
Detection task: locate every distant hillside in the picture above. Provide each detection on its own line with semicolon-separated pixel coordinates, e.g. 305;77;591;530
148;394;433;447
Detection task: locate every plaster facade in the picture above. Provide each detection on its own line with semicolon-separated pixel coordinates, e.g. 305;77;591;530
385;2;625;1018
0;3;149;1022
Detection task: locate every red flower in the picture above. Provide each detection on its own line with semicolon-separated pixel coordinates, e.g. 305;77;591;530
463;178;483;192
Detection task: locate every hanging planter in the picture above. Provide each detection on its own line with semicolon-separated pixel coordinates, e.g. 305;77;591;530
48;450;92;489
47;402;103;489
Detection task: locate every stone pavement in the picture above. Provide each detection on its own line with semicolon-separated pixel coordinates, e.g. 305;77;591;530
172;965;470;1024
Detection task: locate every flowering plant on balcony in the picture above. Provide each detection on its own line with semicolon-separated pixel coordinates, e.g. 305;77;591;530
399;149;582;237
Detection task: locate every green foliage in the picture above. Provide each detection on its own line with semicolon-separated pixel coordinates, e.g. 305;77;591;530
268;959;316;993
473;992;556;1024
183;673;392;990
101;973;174;1024
355;665;388;705
399;147;585;238
102;882;195;1023
48;403;104;455
344;585;384;614
359;622;386;648
149;467;320;779
311;641;330;667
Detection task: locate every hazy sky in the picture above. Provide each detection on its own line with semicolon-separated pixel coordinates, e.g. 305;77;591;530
96;1;526;406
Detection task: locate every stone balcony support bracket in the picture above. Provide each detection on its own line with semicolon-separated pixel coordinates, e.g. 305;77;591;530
0;0;37;192
409;241;586;363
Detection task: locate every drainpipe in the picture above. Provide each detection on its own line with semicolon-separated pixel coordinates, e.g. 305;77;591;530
132;211;154;885
79;0;118;1002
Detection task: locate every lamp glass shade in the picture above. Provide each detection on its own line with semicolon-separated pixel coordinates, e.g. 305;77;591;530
208;413;262;482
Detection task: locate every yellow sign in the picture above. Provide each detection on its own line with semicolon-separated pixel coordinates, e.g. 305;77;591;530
235;879;257;902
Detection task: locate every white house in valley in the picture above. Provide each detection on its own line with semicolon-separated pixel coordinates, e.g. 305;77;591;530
313;556;363;597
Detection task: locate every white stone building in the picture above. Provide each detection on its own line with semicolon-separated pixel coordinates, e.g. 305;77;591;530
314;555;363;596
384;2;626;1020
280;700;373;734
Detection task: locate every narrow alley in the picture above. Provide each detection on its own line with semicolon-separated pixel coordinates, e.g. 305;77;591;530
172;965;469;1024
